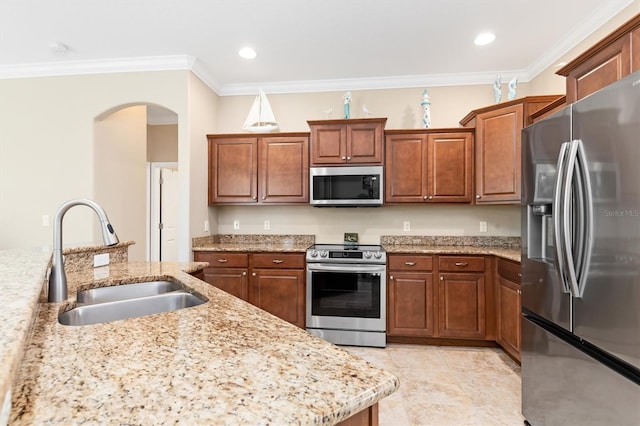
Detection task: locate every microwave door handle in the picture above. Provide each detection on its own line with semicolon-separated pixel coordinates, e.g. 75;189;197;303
561;140;581;297
573;139;594;298
553;142;571;294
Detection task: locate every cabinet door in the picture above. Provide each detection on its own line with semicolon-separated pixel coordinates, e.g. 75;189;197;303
388;272;435;337
250;269;305;328
310;123;347;165
565;35;631;103
475;104;523;204
438;273;486;339
385;134;427;202
633;26;640;73
208;137;258;204
428;132;473;203
497;276;521;361
346;121;384;164
259;136;309;203
202;267;249;301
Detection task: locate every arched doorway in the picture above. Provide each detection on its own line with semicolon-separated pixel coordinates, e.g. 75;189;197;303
94;103;178;261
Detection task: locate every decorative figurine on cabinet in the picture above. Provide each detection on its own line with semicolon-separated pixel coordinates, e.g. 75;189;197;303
493;74;502;103
343;91;352;119
508;77;518;100
421;89;432;128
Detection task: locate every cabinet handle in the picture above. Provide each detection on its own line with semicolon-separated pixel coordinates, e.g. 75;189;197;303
404;261;416;266
262;196;266;200
476;195;481;199
390;275;394;280
341;156;346;160
252;196;257;200
440;276;444;280
423;196;428;200
347;157;351;160
455;262;468;267
217;259;228;263
428;195;433;200
252;272;257;277
272;259;284;264
242;271;247;276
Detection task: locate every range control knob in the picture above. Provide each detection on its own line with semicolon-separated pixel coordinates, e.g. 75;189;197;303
309;250;318;258
319;250;329;258
363;251;373;259
374;252;383;259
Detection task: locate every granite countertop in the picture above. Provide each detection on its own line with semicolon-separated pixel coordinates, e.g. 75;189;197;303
192;234;314;254
8;259;398;424
383;244;521;262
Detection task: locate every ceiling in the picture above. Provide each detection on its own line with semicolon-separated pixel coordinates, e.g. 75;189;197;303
0;0;634;96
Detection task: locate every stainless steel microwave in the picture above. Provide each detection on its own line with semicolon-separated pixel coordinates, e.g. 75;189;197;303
310;166;383;206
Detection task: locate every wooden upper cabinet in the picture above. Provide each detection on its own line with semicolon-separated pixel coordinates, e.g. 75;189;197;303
208;133;309;205
259;136;309;203
557;13;640;103
385;129;473;203
208;137;257;204
308;118;386;165
460;96;559;204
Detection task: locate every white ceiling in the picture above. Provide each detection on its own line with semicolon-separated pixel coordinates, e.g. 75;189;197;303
0;0;634;96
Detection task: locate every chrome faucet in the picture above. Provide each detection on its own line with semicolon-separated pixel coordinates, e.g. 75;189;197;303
48;199;119;302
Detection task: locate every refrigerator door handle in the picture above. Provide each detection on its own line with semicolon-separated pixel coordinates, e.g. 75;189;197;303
573;139;594;298
553;142;572;294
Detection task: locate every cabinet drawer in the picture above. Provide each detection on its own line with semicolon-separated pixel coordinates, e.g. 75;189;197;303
252;253;305;269
194;252;249;268
438;256;485;272
388;255;433;271
497;258;521;283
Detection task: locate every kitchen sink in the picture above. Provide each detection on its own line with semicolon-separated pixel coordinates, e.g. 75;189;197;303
77;280;183;305
59;288;207;326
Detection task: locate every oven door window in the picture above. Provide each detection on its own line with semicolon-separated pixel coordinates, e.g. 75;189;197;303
311;271;381;318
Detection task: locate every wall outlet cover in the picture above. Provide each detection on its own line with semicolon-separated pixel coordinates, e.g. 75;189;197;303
94;253;110;267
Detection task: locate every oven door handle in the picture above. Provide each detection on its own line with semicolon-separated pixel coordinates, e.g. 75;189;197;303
307;263;387;274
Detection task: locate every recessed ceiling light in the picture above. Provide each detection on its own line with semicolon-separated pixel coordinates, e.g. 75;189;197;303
238;47;257;59
474;32;496;46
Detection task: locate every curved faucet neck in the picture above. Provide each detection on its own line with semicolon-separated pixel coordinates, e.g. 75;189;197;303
49;199;119;303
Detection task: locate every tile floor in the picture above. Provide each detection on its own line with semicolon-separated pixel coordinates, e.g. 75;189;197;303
343;344;525;426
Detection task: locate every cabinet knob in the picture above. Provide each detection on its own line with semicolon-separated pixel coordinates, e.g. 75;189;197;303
217;259;228;263
252;272;257;277
440;276;444;280
262;196;266;200
347;157;351;160
517;272;522;277
253;196;257;200
423;195;428;200
272;259;284;264
341;156;346;160
428;195;433;200
476;195;481;199
390;275;394;280
242;272;247;276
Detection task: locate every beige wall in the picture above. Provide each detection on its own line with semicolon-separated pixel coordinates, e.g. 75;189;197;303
0;71;190;251
147;124;178;162
95;106;148;261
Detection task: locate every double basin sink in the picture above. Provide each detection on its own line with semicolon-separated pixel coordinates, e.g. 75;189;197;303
59;280;207;326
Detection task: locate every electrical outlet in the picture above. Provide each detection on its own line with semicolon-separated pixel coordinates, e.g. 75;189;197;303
479;221;488;232
204;220;209;232
233;219;240;230
403;221;411;232
264;220;271;231
93;253;109;267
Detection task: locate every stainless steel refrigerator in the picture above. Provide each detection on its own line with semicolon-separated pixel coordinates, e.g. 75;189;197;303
521;70;640;425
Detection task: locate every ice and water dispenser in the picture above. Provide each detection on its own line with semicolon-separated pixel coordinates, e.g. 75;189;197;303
527;203;555;262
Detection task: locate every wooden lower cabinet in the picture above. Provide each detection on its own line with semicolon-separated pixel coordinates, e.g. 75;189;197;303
387;255;435;337
337;403;379;426
193;251;305;328
496;258;522;361
437;272;486;339
250;267;305;328
193;252;250;301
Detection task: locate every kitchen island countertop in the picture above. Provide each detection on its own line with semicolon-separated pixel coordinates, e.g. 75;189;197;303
7;254;398;425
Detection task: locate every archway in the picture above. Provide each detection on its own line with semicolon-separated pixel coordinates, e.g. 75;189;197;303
94;103;178;261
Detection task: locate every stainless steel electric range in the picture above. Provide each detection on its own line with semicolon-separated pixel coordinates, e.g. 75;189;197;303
305;244;387;348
